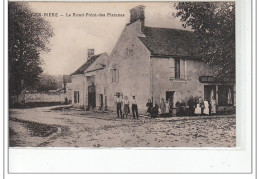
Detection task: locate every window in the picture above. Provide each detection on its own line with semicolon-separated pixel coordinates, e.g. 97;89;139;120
175;59;180;79
74;91;79;103
110;68;119;83
114;92;123;97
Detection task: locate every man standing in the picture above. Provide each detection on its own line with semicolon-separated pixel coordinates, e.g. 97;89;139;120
115;94;122;118
187;96;195;116
131;95;138;119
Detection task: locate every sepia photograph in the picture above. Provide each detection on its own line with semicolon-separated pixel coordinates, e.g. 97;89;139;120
8;1;236;148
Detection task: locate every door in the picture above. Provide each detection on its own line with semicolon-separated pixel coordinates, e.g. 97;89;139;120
204;85;216;101
88;84;96;109
99;94;103;108
166;91;175;110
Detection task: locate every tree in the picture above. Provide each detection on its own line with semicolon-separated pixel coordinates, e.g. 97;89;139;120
174;2;235;78
35;74;63;92
8;2;54;102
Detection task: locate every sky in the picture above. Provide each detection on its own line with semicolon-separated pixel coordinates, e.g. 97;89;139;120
28;2;190;75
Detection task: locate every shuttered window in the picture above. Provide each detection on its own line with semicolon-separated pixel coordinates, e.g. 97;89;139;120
110;68;119;83
175;59;180;79
169;59;175;78
180;59;186;80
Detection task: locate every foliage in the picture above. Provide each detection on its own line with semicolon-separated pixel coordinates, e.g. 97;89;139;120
174;2;235;78
9;2;54;97
35;74;63;92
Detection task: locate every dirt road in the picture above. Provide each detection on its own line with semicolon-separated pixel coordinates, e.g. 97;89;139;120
9;106;236;147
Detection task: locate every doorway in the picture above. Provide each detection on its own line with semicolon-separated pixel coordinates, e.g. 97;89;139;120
204;85;216;101
99;94;103;109
88;83;96;109
104;96;107;111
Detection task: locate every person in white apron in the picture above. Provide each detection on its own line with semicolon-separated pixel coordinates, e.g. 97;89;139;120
203;100;209;115
194;99;201;115
210;97;217;114
165;100;170;113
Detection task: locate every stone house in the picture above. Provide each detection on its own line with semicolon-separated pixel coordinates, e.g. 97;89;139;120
105;5;235;112
70;49;109;109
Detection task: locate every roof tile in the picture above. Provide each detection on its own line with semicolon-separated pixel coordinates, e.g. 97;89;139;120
139;26;201;57
71;54;102;76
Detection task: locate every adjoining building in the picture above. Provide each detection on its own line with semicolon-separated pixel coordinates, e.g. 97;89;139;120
70;49;109;110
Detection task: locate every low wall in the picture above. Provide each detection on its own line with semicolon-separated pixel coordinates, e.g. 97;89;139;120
25;92;65;103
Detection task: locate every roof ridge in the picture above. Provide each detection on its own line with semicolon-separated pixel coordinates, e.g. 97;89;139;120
143;26;194;33
71;53;106;76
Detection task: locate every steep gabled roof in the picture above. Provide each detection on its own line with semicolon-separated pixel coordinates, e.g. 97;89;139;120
139;26;201;57
71;54;102;76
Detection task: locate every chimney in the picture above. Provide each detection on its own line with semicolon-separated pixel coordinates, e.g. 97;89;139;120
87;49;95;59
129;5;145;27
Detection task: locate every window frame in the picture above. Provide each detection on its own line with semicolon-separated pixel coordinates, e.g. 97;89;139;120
175;58;180;79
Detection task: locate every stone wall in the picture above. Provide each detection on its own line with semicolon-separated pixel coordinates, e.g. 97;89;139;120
25;92;65;103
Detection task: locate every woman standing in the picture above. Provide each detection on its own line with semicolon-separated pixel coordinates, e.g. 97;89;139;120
165;100;170;114
199;97;204;115
194;98;201;115
146;99;153;116
123;96;130;119
210;96;217;115
203;99;209;115
160;98;166;115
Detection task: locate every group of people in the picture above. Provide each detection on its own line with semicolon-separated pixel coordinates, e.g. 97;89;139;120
146;96;217;117
115;94;217;119
146;98;172;118
187;96;217;116
115;94;139;119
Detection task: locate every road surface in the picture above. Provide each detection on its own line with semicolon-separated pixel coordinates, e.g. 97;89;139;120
9;105;236;147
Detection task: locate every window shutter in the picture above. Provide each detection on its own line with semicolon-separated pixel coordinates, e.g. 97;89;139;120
175;59;180;79
110;69;113;83
116;69;119;83
180;59;186;80
169;59;175;78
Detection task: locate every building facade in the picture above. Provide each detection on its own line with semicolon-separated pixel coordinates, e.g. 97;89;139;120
69;5;235;113
105;5;235;112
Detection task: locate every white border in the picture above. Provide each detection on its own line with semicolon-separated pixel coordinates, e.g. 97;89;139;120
3;0;256;177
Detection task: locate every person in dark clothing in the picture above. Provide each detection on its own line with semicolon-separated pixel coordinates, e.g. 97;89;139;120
199;97;204;115
175;100;181;116
131;96;138;119
146;99;153;116
180;100;186;116
115;94;122;118
187;96;195;116
151;104;159;118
